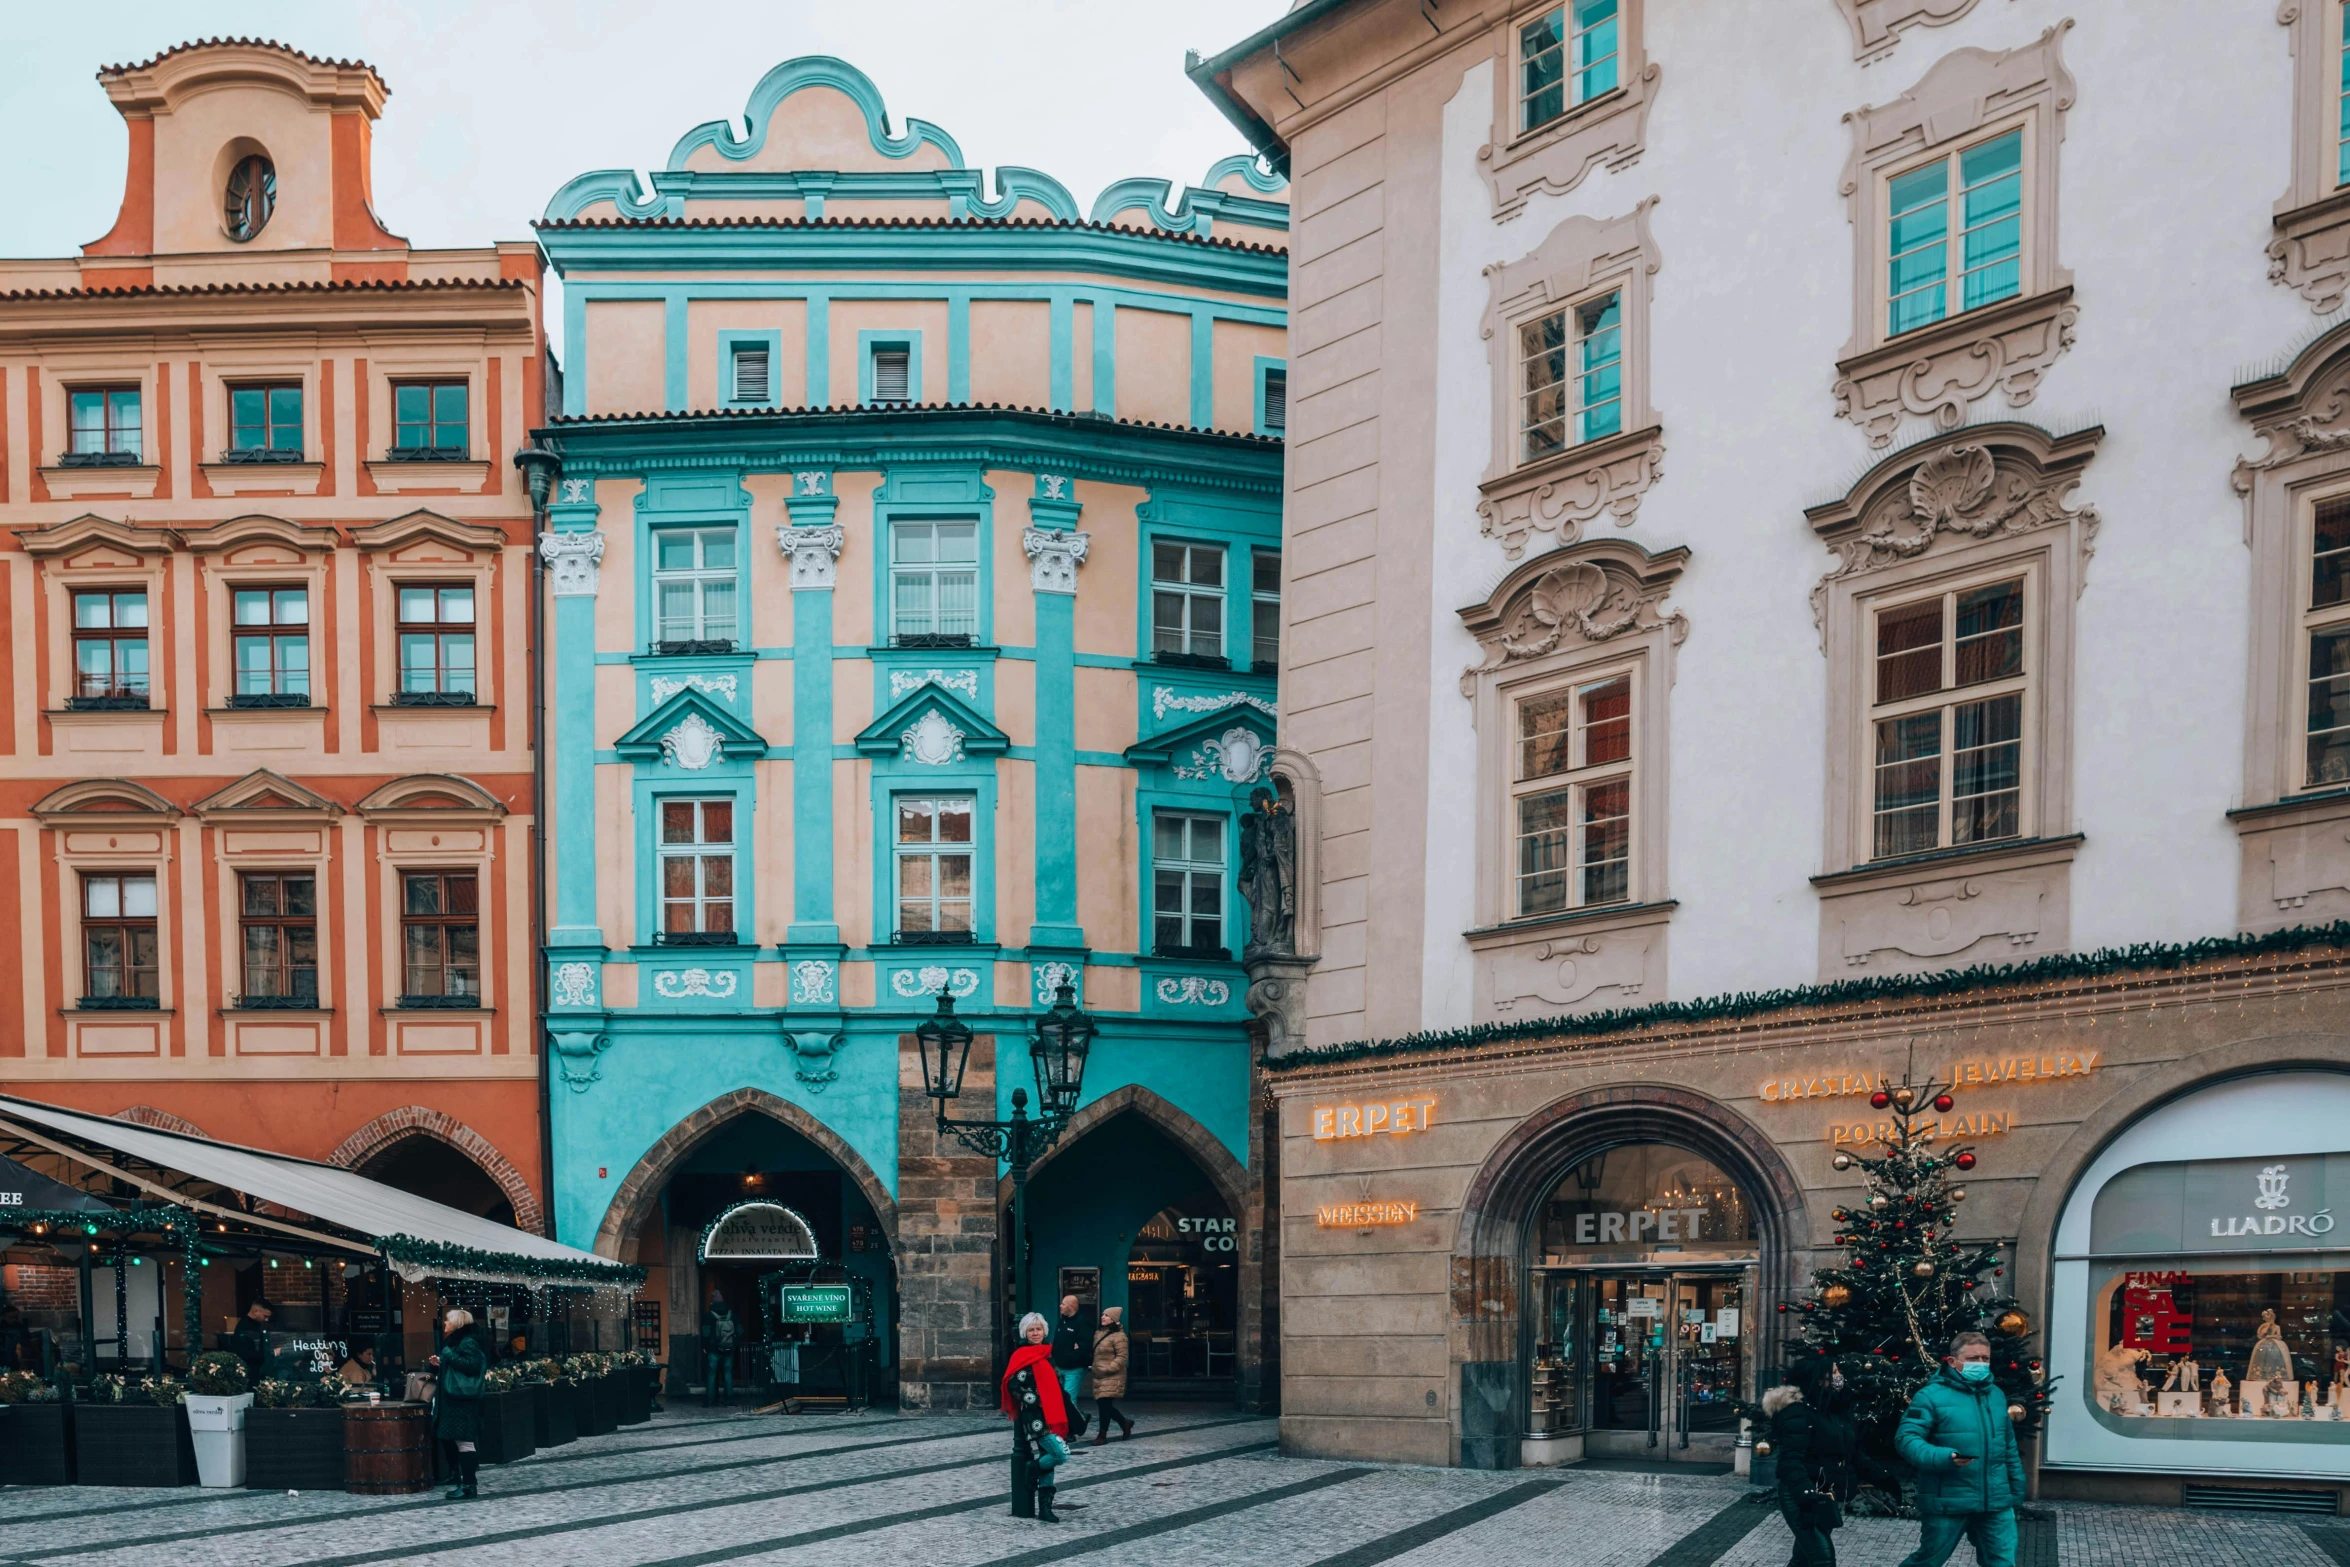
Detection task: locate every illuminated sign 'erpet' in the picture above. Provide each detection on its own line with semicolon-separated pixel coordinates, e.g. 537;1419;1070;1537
1313;1098;1437;1140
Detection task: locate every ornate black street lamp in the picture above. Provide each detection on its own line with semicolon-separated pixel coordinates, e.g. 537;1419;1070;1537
917;984;1094;1333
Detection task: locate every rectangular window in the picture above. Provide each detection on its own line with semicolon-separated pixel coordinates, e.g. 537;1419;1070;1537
659;800;735;939
2305;498;2350;786
890;520;980;645
1153;812;1227;957
1512;673;1633;915
81;873;158;1002
1152;542;1226;662
730;344;771;405
400;871;479;999
228;384;303;456
1519;290;1621;462
396;584;476;701
1886;129;2024;338
238;871;318;1003
2339;1;2349;187
1869;579;2027;859
871;345;912;404
895;796;974;939
1251;549;1283;672
1519;1;1618;134
1261;367;1287;434
651;527;740;650
67;387;142;462
72;590;150;706
232;587;310;705
391;380;468;458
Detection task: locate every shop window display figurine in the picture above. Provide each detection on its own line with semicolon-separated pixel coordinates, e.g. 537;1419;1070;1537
2210;1368;2231;1413
2093;1343;2148;1413
2160;1358;2199;1393
2246;1309;2294;1386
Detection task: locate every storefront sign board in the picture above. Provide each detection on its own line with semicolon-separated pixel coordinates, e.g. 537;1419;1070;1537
1313;1098;1438;1140
778;1284;854;1323
2091;1153;2350;1256
1316;1200;1418;1227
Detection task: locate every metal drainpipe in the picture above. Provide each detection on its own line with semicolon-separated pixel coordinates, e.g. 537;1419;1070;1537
529;478;554;1240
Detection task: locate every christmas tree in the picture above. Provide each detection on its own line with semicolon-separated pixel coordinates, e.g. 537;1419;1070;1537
1776;1077;2056;1467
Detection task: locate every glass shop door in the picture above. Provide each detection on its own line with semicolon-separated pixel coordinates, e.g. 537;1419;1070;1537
1581;1270;1748;1456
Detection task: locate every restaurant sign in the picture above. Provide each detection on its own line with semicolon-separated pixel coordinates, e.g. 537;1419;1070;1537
2090;1153;2350;1256
701;1200;820;1263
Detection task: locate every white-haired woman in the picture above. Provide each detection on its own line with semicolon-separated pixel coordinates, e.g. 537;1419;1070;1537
999;1310;1072;1522
427;1306;489;1500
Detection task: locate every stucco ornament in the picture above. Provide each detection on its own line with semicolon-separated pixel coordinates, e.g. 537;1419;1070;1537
901;709;966;766
649;672;739;706
549;961;598;1009
1809;439;2100;641
658;711;727;771
1154;976;1231;1007
890;965;981;999
1151;689;1277;724
1022;527;1091;594
776;523;846;589
557;477;593;505
2233;414;2350;495
1833;0;1983;64
786;1030;846;1091
652;967;738;1000
888;668;981;703
549;1029;610;1091
1031;961;1083;1008
1175;727;1270;784
538;530;606;596
1039;474;1070;501
790;960;838;1005
1461;553;1688;696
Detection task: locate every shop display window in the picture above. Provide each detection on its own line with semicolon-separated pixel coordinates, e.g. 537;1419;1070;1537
2090;1267;2350;1431
1539;1144;1754;1261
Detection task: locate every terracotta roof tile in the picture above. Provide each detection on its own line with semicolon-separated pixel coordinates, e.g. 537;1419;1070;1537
536;214;1286;257
0;277;524;303
97;36;385;84
546;399;1283;444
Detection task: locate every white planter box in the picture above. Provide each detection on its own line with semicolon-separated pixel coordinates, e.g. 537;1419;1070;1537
184;1392;253;1487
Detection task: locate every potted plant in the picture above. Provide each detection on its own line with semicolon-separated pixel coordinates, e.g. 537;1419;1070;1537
183;1350;254;1488
75;1373;196;1487
0;1370;73;1483
245;1378;347;1491
566;1353;619;1437
616;1349;655;1424
529;1357;575;1448
476;1365;537;1465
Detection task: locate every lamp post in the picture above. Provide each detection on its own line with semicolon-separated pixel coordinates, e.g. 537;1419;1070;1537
916;984;1094;1336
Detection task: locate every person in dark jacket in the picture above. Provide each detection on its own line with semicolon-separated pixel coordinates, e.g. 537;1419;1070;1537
1050;1294;1095;1438
1764;1355;1860;1566
428;1308;489;1501
702;1290;740;1406
229;1300;273;1378
1894;1331;2027;1567
1002;1311;1072;1523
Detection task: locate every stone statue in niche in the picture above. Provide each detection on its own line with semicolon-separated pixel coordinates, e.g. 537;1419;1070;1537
1238;787;1296;958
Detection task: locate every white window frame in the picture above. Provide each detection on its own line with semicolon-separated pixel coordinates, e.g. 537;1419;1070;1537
650;526;740;647
1152;540;1227;661
2300;493;2350;790
1152;811;1229;955
1507;668;1637;918
894;795;975;938
1250;548;1282;672
1516;0;1622;136
889;519;980;643
1519;286;1623;463
657;797;736;939
1881;122;2030;341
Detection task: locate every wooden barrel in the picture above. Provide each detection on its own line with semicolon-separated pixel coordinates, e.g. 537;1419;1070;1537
343;1401;433;1495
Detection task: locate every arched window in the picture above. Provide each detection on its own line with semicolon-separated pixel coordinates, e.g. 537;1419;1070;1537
225;154;276;242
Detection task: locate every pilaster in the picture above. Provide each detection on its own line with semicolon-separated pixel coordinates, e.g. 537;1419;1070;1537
781;471;845;946
1024;473;1089;951
540;509;606;950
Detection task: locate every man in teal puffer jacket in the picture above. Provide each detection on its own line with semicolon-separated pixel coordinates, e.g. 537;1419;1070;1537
1893;1331;2026;1567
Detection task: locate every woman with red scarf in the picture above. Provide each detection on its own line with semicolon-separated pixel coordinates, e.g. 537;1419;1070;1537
1001;1310;1072;1522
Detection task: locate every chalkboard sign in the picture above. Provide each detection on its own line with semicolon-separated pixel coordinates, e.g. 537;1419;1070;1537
778;1284;853;1324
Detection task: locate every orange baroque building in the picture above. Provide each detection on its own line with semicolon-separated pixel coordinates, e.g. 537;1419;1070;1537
0;41;550;1234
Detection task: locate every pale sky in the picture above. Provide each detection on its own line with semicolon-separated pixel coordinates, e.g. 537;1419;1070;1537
0;1;1283;357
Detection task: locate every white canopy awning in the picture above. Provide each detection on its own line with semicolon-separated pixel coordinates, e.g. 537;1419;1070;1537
0;1094;634;1290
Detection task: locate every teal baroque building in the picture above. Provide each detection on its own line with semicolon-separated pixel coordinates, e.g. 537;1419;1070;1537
532;58;1289;1411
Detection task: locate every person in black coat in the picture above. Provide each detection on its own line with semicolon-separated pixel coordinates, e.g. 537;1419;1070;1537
701;1290;741;1406
229;1300;273;1379
1763;1355;1861;1567
1049;1294;1095;1438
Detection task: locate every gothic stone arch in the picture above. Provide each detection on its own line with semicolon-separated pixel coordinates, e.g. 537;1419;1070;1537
328;1105;544;1236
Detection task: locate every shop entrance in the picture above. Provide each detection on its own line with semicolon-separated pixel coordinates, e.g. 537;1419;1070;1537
1524;1143;1760;1464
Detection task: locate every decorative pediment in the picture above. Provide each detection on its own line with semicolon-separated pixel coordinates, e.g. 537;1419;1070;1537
355;774;507;824
2233;319;2350;493
1458;539;1690;696
1833;0;1983;64
1805;421;2103;641
1123;706;1276;784
853;685;1007;765
349;509;507;560
31;778;181;827
173;515;337;556
615;688;770;769
193;769;342;823
13;514;172;559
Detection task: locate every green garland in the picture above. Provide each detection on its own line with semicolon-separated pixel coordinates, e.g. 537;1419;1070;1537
0;1204;198;1237
379;1234;645;1289
1267;918;2350;1073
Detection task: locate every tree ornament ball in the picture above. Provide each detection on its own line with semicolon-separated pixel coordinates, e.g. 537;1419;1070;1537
1949;1187;1968;1202
1996;1308;2028;1336
1870;1195;1889;1210
1955;1151;1977;1171
2007;1403;2027;1424
1893;1086;1917;1110
1777;1302;1789;1313
1870;1090;1892;1110
1832;1152;1854;1171
1933;1093;1955;1113
1913;1260;1935;1278
1823;1284;1852;1308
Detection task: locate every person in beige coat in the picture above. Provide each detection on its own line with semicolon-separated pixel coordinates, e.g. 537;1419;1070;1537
1089;1306;1133;1444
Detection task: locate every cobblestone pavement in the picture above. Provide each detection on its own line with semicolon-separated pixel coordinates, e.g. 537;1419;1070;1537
1;1404;2346;1566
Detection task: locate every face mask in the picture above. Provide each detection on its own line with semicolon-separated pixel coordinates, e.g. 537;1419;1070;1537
1959;1361;1993;1383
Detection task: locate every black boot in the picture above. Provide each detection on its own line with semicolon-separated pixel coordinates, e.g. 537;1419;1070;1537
442;1445;467;1500
459;1450;480;1499
1035;1485;1061;1523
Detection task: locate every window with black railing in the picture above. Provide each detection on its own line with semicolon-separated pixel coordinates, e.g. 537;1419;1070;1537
651;527;738;655
388;380;468;461
1152;811;1229;959
63;387;141;466
890;520;978;646
395;584;477;704
231;586;310;707
1152;542;1227;668
224;384;303;462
